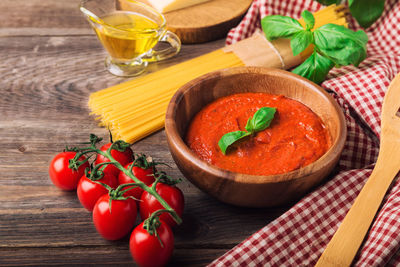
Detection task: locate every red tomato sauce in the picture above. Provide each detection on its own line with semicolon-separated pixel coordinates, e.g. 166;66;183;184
185;93;331;176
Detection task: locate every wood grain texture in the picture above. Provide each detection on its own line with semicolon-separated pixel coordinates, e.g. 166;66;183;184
165;67;347;207
0;1;291;266
315;74;400;267
123;0;252;43
0;0;90;36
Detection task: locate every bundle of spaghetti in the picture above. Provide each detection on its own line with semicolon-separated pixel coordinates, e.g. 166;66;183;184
89;5;347;143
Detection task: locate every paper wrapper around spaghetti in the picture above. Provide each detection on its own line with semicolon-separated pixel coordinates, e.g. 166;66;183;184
223;30;311;70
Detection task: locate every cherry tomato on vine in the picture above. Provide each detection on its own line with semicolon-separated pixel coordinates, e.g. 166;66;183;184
118;163;155;200
140;183;184;227
77;172;118;211
130;220;174;267
92;194;137;240
95;143;133;177
49;151;89;191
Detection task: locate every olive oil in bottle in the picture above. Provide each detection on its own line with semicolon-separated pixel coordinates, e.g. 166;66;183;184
93;11;160;60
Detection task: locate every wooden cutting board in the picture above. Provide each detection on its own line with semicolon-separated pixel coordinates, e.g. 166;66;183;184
136;0;253;44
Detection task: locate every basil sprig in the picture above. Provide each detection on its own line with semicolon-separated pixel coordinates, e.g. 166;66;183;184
218;107;276;155
261;10;368;84
262;11;315;57
315;0;385;28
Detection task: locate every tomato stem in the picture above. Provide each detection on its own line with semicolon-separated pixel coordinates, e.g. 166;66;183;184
106;152;182;225
143;210;168;247
68;135;183;227
132;153;153;169
89;161;115;180
93;139;182;225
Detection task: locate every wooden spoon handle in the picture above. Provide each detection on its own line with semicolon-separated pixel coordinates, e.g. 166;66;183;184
315;151;400;267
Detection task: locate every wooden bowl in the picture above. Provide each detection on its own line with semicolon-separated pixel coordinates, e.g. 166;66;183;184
165;67;346;207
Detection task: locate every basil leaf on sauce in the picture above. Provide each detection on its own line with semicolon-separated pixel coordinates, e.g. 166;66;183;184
245;107;277;133
218;131;251;155
218;107;276;155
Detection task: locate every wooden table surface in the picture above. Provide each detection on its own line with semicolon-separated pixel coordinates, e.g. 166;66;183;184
0;1;291;265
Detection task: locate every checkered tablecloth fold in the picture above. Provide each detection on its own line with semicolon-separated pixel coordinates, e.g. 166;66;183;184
210;0;400;266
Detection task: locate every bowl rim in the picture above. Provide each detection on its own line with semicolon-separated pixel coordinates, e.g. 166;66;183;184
165;66;347;185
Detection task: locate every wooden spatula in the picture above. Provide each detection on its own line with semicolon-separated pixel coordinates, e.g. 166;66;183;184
315;74;400;267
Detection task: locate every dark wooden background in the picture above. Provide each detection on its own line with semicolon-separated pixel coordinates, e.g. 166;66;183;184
0;1;291;265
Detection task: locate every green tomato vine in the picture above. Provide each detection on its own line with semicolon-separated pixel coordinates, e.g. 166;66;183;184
67;134;182;226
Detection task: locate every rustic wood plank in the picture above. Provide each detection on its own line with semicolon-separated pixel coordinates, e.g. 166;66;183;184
0;184;288;246
0;247;227;266
0;0;87;31
0;35;224;126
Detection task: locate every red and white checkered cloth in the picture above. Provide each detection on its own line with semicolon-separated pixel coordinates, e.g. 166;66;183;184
209;0;400;266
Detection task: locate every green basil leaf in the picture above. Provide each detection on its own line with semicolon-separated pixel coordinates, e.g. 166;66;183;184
349;0;385;28
219;107;276;154
301;10;315;30
291;30;313;56
292;51;334;84
245;107;277;133
261;15;304;41
314;24;368;66
218;131;251;155
314;0;341;5
244;117;252;132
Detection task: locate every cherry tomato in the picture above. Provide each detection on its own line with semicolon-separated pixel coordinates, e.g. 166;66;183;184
77;172;118;211
118;163;154;200
130;220;174;267
92;194;137;240
49;151;89;191
140;183;184;227
95;143;133;177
